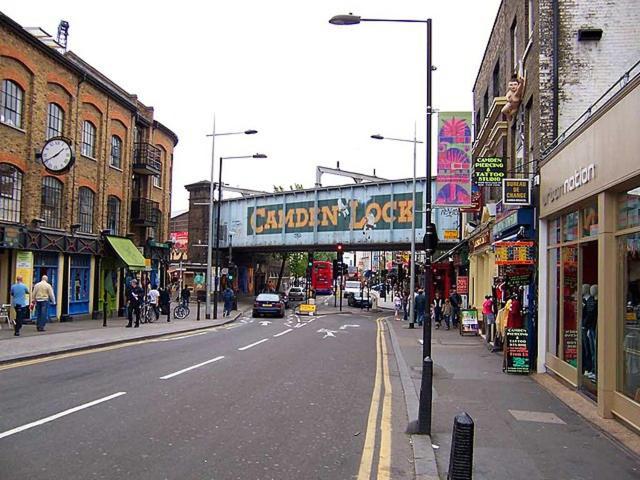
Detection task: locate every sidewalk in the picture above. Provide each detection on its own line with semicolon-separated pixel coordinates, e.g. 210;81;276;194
386;318;640;479
0;299;252;364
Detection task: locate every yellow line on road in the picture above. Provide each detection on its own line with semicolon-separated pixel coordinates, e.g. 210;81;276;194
357;318;383;480
377;320;393;480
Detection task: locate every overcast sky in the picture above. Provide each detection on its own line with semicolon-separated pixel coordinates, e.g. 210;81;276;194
4;0;500;213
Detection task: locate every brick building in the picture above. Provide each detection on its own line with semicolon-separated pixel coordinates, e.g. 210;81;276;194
0;12;178;320
466;0;640;427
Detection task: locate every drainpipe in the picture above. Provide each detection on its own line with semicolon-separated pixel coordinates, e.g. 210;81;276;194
552;0;559;140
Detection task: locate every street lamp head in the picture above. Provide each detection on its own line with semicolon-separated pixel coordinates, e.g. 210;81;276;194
252;153;267;159
329;14;361;25
244;130;258;135
371;134;384;140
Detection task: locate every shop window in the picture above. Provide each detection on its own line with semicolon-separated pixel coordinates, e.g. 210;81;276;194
0;163;22;223
562;245;578;366
562;211;579;242
581;203;598;238
620;231;640;402
548;218;561;244
580;241;598;396
77;187;94;233
47;103;64;139
548;247;560;356
69;255;91;315
41;176;63;229
618;187;640;230
1;79;24;128
106;195;120;235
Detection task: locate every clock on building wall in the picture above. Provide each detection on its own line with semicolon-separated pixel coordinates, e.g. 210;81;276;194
39;137;75;174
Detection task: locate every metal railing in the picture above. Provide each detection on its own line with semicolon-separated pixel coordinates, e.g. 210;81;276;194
133;142;162;172
542;58;640;158
131;198;160;226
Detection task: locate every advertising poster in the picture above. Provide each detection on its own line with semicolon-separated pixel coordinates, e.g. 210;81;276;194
505;328;530;374
460;309;479;335
435;112;473;207
15;251;34;293
456;276;469;295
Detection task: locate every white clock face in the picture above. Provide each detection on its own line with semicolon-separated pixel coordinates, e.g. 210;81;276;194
41;138;74;173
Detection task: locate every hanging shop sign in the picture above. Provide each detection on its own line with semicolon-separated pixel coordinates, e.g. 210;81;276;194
456;276;469;295
502;178;531;206
498;265;533;286
494;241;535;265
470;229;491;253
505;328;530;374
460;309;479;335
443;229;459;241
474;157;505;187
435;112;473;207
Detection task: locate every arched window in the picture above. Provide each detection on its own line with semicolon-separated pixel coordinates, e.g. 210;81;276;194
81;120;96;158
77;187;95;233
110;135;122;168
41;177;63;229
0;163;23;222
106;195;120;235
1;80;24;128
153;146;164;188
47;103;64;139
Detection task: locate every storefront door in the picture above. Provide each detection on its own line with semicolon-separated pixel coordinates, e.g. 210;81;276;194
69;254;91;315
33;252;58;319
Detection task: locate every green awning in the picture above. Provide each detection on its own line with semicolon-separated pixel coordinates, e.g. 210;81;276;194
106;236;146;270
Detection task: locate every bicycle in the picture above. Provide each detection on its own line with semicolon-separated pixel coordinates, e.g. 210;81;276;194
173;298;190;320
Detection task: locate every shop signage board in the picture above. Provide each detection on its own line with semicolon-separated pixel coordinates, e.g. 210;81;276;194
498;265;532;286
435;112;473;207
460;309;479;335
15;251;34;291
494;241;535;265
474;157;505;187
502;178;531;206
470;229;491;253
505;328;530;374
456;276;469;295
444;229;459;241
299;303;317;315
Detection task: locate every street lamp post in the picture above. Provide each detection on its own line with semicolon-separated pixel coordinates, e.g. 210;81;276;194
371;126;423;328
205;119;258;319
214;154;267;319
331;13;435;435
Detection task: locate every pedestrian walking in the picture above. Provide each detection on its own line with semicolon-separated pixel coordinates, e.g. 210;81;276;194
442;298;453;330
222;286;234;317
159;286;171;320
482;295;496;336
126;278;144;328
433;291;444;329
147;284;160;321
449;286;462;328
31;275;55;332
10;275;29;336
394;293;402;320
414;289;427;326
402;290;409;320
180;286;191;307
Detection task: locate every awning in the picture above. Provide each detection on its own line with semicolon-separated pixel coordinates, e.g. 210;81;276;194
433;238;469;264
105;236;146;270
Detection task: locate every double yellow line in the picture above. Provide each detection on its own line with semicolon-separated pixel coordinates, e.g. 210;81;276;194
358;317;393;480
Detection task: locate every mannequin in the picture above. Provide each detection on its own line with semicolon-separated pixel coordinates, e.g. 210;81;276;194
583;284;598;380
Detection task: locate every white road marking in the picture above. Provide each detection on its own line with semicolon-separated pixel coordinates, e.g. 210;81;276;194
238;338;269;351
273;329;293;337
0;392;127;440
259;321;272;326
159;356;225;379
339;324;360;330
294;323;305;328
154;331;210;342
317;328;337;338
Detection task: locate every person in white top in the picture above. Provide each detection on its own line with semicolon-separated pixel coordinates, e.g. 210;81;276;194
32;275;55;332
147;284;160;321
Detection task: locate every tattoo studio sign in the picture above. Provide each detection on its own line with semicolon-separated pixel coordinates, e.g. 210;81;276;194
473;157;505;187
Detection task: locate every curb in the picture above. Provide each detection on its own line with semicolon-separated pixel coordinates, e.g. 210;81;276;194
0;309;247;366
384;317;440;480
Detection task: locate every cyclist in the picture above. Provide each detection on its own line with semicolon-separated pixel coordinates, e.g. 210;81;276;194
147;284;160;321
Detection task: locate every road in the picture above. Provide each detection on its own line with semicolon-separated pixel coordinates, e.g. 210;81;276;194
0;307;413;479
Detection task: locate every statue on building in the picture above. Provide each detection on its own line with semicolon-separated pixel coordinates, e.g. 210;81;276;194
501;73;526;119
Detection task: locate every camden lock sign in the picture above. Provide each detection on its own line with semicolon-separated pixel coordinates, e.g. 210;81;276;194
247;193;422;235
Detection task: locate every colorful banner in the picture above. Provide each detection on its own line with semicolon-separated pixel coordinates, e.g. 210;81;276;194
435;112;473;207
170;231;188;252
494;241;535;265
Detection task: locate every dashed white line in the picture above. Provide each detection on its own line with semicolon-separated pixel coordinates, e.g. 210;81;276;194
0;392;127;440
273;329;293;337
238;338;269;351
159;356;225;379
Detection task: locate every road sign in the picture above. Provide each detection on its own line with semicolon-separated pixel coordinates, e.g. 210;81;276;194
299;303;317;314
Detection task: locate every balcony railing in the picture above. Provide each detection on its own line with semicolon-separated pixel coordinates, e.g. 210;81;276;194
131;198;160;226
132;143;161;175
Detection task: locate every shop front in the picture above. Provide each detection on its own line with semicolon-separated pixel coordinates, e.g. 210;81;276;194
538;75;640;427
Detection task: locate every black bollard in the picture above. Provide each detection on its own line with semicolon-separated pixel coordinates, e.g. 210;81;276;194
197;300;201;321
166;302;171;323
447;412;474;480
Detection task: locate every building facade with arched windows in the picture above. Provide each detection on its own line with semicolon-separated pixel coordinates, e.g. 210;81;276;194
0;12;178;320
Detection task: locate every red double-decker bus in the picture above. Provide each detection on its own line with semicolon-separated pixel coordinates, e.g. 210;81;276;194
311;261;333;295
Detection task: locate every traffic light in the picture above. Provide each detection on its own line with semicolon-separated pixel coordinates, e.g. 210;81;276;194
336;243;344;253
332;259;339;279
307;252;314;268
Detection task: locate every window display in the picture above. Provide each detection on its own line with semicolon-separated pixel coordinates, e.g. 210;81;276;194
548;248;560;356
563;211;579;242
581;241;598;396
621;231;640;402
618;187;640;230
581;203;598;238
562;245;578;366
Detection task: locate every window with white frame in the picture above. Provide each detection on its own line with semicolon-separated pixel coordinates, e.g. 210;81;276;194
0;163;22;222
47;103;64;139
41;176;63;229
81;120;96;158
77;187;94;233
110;135;122;168
106;195;120;235
1;80;24;128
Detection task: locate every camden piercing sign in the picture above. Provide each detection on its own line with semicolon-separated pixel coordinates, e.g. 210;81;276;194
473;157;505;187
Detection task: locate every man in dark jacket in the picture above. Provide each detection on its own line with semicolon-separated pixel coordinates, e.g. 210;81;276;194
126;278;144;328
449;286;463;328
414;289;427;326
